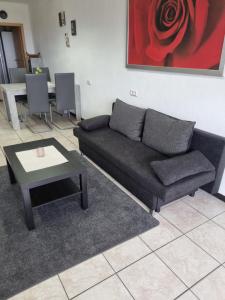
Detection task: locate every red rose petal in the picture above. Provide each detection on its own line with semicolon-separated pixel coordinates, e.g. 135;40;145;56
171;10;225;69
181;0;209;54
146;16;189;62
203;0;225;41
130;0;150;54
155;1;185;41
146;0;189;61
187;0;195;21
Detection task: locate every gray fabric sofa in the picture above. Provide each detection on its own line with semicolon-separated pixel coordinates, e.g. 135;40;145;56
74;101;225;213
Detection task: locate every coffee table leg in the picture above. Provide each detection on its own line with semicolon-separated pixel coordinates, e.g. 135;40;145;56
21;187;35;230
6;159;17;184
79;173;88;210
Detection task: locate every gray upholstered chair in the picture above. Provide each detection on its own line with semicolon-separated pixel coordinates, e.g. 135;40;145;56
23;74;51;131
8;68;28;118
50;73;76;129
32;67;51;82
8;68;27;83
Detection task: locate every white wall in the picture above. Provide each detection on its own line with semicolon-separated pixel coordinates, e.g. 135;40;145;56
0;1;35;53
29;0;225;195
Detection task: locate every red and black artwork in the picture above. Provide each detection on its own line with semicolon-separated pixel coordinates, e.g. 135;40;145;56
128;0;225;72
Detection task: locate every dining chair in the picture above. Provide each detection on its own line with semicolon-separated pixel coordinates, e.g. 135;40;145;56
32;67;55;99
8;68;27;83
8;68;28;119
24;74;51;132
32;67;51;82
49;73;76;129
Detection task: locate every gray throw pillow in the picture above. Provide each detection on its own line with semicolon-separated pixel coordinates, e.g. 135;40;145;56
79;115;110;131
109;99;146;141
151;151;215;186
142;109;196;155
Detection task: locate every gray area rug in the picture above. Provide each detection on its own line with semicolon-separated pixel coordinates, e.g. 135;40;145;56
0;151;159;299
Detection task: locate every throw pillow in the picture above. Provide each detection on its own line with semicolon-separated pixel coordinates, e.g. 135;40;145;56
109;99;146;141
151;150;215;186
142;109;196;155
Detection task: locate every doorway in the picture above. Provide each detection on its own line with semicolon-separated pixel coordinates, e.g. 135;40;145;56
0;23;27;84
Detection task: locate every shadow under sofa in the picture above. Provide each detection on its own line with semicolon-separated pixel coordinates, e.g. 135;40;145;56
74;103;225;213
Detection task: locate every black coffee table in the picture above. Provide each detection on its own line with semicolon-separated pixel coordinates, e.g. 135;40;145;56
3;138;88;230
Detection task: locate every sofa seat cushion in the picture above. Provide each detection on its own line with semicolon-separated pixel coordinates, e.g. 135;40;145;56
109;99;146;141
75;127;216;201
143;109;196;156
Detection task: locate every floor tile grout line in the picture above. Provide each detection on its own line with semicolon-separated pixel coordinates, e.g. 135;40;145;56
162;193;225;224
103;253;135;300
159;206;225;265
155;213;184;234
115;273;135;300
158;211;224;265
141;217;224;291
103;250;153;277
160;205;225;236
164;198;210;220
70;274;115;300
159;204;224;235
188;265;222;296
210;216;225;231
159;212;210;236
184;233;224;265
174;289;200;300
140;235;190;292
182;197;225;221
189;287;201;300
64;240;197;300
138;233;183;258
57;274;70;300
140;233;223;300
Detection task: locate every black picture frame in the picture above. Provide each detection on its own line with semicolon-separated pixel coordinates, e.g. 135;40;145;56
71;20;77;36
58;11;66;27
0;10;8;20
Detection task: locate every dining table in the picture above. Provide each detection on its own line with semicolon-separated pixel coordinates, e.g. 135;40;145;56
0;82;81;130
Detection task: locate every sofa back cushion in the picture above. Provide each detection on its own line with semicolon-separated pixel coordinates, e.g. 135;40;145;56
109;99;146;141
142;109;196;155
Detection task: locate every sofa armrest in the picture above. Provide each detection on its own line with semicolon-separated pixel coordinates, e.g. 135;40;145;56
78;115;110;131
191;128;225;194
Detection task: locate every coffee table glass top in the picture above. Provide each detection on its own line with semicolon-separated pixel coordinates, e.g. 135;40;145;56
3;138;85;187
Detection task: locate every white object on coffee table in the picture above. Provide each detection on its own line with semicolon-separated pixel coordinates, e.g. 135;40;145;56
16;146;68;172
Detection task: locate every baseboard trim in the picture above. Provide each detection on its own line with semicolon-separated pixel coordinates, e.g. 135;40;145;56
216;193;225;202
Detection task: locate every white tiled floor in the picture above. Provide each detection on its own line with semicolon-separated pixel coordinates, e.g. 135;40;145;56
1;102;225;300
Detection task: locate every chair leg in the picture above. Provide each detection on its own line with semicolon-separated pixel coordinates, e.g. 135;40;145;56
49;104;53;123
155;197;161;213
149;209;154;216
189;191;196;197
21;103;27;123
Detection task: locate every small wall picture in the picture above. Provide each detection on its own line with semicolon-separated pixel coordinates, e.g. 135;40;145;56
59;11;66;27
71;20;77;36
65;33;70;48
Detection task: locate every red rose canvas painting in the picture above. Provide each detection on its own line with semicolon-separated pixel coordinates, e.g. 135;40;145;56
127;0;225;74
